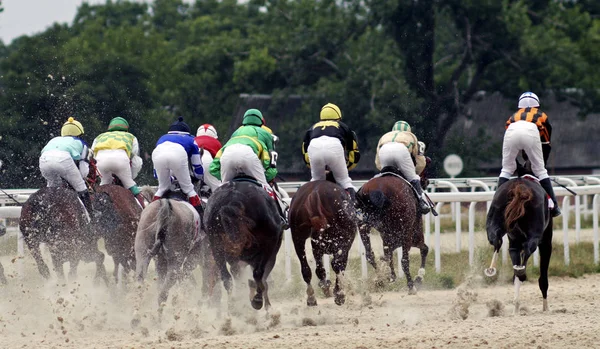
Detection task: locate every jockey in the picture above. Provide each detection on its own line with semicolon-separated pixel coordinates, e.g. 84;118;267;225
375;120;430;214
39;117;94;218
152;116;204;216
498;92;561;217
301;103;360;202
209;109;288;228
194;124;222;193
91;117;145;208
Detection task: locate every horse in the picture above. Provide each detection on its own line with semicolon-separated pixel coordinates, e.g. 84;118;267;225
19;187;109;283
484;177;553;314
288;180;357;306
356;170;429;295
204;177;283;310
134;187;202;307
92;184;142;282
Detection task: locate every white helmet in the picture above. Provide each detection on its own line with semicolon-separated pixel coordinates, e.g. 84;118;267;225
418;141;426;156
196;124;218;139
518;92;540;108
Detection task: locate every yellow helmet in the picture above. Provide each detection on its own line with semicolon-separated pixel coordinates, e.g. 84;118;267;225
61;117;84;137
320;103;342;120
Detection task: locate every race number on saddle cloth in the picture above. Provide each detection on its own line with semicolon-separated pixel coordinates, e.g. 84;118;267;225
91;117;145;208
375;120;430;214
209;109;277;187
39;117;95;220
498;92;560;217
301;103;360;202
152;116;204;210
194;124;222;192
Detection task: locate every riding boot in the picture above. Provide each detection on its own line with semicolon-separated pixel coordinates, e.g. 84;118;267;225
135;193;146;209
77;190;97;221
409;179;430;215
540;178;562;217
152;195;161;202
497;177;509;188
189;195;206;231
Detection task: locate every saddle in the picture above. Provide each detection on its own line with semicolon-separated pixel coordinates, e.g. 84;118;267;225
232;174;275;199
519;174;554;209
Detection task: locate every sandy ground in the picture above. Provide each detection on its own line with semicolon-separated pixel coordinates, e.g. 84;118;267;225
1;241;599;349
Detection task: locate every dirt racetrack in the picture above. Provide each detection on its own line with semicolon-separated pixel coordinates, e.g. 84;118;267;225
1;246;599;349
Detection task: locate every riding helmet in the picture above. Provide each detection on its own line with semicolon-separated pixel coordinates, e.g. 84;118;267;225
196;124;218;139
168;116;191;134
108;117;129;132
392;120;411;133
518;92;540;108
61;117;85;137
320;103;342;121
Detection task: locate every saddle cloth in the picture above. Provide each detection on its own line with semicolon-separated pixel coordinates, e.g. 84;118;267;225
521;174;554;209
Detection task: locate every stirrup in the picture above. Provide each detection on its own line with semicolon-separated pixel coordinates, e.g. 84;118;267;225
551;206;561;218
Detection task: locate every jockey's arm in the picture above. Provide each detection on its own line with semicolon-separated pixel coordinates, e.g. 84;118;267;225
301;129;312;167
189;144;204;180
209;149;223;180
132;137;140;158
78;143;90;178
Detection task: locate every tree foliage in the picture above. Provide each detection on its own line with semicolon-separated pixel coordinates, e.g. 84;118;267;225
0;0;599;187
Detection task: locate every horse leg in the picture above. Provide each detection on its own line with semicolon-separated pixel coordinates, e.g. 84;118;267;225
331;247;350;306
293;237;316;306
538;226;553;312
158;264;178;307
383;245;396;283
312;243;331;297
359;223;377;269
509;240;526;315
112;256;120;283
50;251;65;282
414;242;429;286
26;238;50;279
0;262;7;285
68;258;79;281
93;250;109;286
249;265;266;310
400;246;416;295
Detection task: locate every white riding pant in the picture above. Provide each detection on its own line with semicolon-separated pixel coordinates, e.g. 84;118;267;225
152;142;198;198
219;143;268;186
95;149;136;189
378;142;420;181
500;121;548;180
202;151;221;191
39;150;87;192
307;136;355;190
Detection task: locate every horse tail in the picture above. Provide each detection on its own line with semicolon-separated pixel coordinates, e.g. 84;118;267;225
504;182;534;231
305;190;328;232
219;200;254;256
148;199;172;258
368;190;389;210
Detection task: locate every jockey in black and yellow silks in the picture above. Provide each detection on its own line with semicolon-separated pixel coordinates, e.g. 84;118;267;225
301;103;361;202
498;92;560;217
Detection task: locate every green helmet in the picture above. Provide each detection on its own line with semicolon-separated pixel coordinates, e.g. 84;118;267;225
108;117;129;132
392;120;411;133
242;109;264;126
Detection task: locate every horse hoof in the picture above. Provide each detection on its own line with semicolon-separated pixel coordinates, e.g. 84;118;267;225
251;295;263;310
414;275;423;286
484;267;497;277
334;293;346;306
307;296;317;307
513;265;526;278
131;315;141;329
408;287;417;295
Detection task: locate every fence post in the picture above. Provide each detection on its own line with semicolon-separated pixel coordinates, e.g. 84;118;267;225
468;202;476;266
434;202;444;273
562;196;571;266
593;194;599;265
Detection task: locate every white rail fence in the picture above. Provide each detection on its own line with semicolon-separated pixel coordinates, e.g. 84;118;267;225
1;175;600;281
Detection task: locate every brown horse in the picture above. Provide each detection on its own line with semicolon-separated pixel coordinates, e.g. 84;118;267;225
485;177;552;313
356;173;429;295
19;187;108;283
134;189;202;307
289;180;358;306
92;184;142;282
204;178;283;310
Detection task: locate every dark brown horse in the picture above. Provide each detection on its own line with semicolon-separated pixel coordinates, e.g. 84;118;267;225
356;173;429;295
204;178;283;310
289;180;358;306
485;177;552;313
92;184;142;282
19;187;108;283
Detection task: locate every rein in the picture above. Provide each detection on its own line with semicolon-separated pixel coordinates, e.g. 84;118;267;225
0;188;22;205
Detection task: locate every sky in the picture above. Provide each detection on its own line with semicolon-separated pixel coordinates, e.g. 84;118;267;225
0;0;143;44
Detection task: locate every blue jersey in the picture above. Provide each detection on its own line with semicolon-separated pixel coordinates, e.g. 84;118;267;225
156;132;203;178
